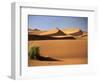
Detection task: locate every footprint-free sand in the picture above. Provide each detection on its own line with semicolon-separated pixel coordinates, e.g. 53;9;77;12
28;39;87;66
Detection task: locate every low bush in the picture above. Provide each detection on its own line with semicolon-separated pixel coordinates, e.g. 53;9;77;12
28;46;40;59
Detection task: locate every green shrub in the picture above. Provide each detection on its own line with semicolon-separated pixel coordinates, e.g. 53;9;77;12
28;46;40;59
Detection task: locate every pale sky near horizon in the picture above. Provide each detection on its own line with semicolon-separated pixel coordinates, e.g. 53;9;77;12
28;15;88;31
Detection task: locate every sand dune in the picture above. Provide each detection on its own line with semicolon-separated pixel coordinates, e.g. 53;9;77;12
39;28;66;36
28;28;87;66
28;35;75;40
38;28;84;36
61;28;83;36
28;28;87;40
28;28;86;36
28;40;87;58
51;35;71;38
28;28;46;35
28;39;88;66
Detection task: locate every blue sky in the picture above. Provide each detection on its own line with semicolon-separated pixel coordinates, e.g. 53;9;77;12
28;15;88;31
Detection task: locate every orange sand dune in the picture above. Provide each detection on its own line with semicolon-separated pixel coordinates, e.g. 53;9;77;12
28;39;87;58
28;28;46;35
28;28;87;66
51;35;71;38
39;28;84;36
39;28;66;36
28;28;87;40
61;28;83;36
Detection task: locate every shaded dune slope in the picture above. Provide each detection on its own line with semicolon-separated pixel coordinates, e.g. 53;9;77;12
28;28;87;40
28;35;75;41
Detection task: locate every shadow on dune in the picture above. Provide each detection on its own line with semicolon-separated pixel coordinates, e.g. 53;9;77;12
36;56;60;61
29;46;60;61
28;35;76;41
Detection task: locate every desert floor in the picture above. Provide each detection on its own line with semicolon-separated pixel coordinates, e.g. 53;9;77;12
28;39;88;66
28;57;87;66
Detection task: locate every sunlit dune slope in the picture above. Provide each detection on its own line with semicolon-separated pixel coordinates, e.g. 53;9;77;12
39;28;66;36
61;28;83;36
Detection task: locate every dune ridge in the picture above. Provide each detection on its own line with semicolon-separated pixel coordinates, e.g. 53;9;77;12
28;28;87;40
28;27;87;36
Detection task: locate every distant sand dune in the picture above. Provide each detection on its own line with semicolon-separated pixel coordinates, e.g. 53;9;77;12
61;28;83;36
28;28;87;40
28;28;46;35
39;28;66;36
28;35;75;40
39;28;84;36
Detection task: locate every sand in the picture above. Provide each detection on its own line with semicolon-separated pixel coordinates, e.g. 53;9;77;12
28;57;87;66
28;39;87;66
